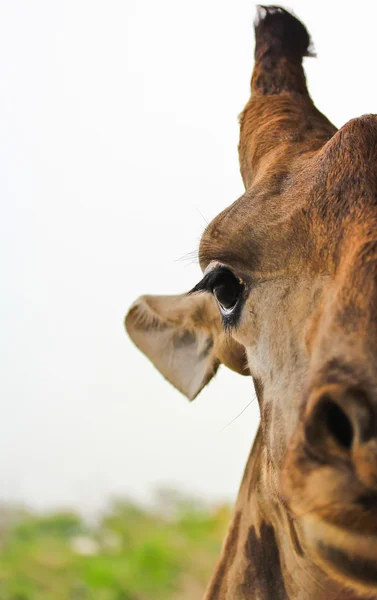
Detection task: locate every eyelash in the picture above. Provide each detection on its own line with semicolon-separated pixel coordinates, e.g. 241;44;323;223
189;266;246;329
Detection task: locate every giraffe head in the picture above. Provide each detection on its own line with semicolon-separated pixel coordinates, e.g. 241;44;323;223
126;6;377;594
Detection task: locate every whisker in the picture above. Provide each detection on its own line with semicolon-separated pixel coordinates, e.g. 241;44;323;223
222;398;256;430
193;204;210;226
175;250;199;265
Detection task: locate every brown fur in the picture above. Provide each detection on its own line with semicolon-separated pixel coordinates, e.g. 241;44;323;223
204;511;242;599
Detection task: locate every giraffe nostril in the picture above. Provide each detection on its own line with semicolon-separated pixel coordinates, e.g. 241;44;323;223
305;386;377;461
305;395;355;454
324;399;354;450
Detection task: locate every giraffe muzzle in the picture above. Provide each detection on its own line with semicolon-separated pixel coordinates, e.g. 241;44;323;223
281;384;377;589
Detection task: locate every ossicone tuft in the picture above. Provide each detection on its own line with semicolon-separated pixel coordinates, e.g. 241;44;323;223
255;6;315;61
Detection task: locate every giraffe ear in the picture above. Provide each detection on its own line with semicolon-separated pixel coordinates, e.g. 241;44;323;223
125;293;249;401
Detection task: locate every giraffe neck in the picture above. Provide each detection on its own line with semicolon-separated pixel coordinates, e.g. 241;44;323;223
204;426;365;600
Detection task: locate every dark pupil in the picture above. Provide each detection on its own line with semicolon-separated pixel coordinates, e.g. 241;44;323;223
213;272;242;310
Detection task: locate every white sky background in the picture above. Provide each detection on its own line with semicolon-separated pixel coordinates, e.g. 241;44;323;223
1;0;376;512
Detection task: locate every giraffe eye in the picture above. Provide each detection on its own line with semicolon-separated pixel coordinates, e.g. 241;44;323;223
189;265;245;326
212;269;244;315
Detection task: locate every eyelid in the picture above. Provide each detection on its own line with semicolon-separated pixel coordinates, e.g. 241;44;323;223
189;265;238;296
204;260;222;275
204;261;248;288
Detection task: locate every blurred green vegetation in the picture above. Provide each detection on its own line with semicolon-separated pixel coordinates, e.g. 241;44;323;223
0;490;231;600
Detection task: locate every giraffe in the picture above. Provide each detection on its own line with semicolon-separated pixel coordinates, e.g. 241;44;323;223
125;6;377;599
